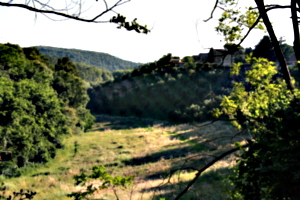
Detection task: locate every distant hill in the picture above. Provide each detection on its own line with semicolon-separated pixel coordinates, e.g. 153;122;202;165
35;46;141;71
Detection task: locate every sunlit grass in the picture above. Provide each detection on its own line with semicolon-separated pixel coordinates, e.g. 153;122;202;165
1;115;246;200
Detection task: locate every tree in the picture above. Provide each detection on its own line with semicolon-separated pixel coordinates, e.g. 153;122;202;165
52;57;95;133
0;44;70;172
214;56;300;200
210;0;298;90
279;38;296;64
0;0;150;34
182;56;194;63
207;1;300;199
253;35;277;61
0;43;95;175
252;35;296;63
174;1;300;199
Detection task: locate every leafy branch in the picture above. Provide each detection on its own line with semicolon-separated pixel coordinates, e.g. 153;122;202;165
0;0;150;33
67;165;134;200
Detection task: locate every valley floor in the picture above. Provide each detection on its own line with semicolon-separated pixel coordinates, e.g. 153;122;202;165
2;115;247;200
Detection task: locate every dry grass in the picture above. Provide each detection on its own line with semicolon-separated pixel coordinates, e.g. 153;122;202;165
1;115;248;200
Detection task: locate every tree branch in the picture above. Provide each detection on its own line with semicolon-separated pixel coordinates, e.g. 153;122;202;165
173;143;249;200
249;4;300;12
255;0;294;91
237;15;261;47
251;4;292;10
291;0;300;75
189;118;238;129
204;0;219;22
0;1;127;23
205;128;246;144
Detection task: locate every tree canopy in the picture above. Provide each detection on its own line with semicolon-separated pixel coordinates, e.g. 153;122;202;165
0;43;94;175
199;0;300;199
209;0;300;90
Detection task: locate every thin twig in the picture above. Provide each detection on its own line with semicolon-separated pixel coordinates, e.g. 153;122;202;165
204;128;246;144
0;0;128;23
204;0;219;22
173;143;249;200
189;118;237;129
237;15;262;47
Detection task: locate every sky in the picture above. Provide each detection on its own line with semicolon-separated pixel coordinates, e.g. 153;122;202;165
0;0;295;63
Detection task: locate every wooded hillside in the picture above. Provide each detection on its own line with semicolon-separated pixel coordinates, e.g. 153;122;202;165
88;54;232;123
36;46;141;71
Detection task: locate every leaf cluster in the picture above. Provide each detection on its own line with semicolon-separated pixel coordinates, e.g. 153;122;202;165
110;14;150;34
68;166;133;200
215;56;300;199
216;1;264;43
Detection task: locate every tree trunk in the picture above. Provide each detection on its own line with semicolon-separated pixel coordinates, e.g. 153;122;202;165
291;0;300;74
255;0;294;91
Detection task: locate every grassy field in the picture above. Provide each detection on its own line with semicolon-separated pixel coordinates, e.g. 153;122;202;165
1;115;249;200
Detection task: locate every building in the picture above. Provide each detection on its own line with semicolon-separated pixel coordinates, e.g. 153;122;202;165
194;48;234;67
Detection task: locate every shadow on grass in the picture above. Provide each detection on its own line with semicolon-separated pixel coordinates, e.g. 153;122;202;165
143;167;233;200
92;114;171;131
121;143;216;180
31;172;51;177
122;146;192;167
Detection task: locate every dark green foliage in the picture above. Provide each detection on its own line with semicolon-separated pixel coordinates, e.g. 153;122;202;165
280;43;296;64
110;14;150;34
51;57;95;133
130;53;174;76
231;101;300;200
0;77;67;167
75;62;113;85
53;57;88;108
253;35;277;61
0;43;94;174
253;35;295;63
182;56;195;64
36;46;140;71
40;52;114;85
76;107;96;132
88;54;230;123
113;69;133;81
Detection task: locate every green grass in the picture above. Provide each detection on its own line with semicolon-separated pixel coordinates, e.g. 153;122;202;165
1;115;247;200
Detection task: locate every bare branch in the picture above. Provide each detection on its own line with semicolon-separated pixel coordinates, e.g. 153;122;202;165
237;14;262;47
204;0;219;22
250;4;292;11
103;0;108;10
90;0;124;21
173;143;249;200
0;2;99;22
0;0;128;23
205;128;246;144
189;118;237;129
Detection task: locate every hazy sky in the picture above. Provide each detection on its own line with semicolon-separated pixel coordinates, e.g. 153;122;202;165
0;0;295;63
